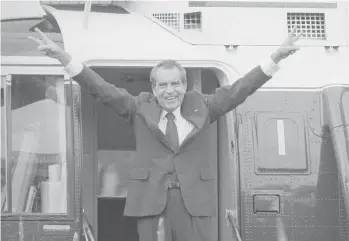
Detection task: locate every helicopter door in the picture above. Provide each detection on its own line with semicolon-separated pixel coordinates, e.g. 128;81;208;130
235;88;348;241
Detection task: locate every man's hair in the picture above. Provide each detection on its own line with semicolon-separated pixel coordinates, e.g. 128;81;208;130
150;59;187;87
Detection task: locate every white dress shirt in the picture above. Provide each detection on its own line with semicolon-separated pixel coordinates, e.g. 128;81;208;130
158;107;194;145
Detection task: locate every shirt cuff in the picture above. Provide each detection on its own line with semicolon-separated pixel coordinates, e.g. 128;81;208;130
260;58;280;77
64;59;83;77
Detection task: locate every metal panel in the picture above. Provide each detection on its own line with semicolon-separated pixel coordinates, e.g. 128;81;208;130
70;82;83;240
254;112;308;173
235;89;348;241
1;75;12;213
253;195;280;213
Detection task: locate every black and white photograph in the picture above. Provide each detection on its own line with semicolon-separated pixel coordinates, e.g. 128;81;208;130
1;1;349;241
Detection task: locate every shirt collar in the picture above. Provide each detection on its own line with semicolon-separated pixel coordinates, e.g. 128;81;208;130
160;106;181;121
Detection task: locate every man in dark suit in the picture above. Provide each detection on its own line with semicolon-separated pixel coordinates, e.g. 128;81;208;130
30;27;301;241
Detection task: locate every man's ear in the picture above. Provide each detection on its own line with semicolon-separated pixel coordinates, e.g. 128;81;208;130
151;85;157;96
184;81;188;92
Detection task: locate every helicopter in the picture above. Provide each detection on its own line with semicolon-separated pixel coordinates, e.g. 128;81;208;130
1;1;349;241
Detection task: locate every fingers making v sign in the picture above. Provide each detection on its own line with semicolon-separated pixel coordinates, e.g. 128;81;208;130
28;28;72;65
283;26;303;55
272;26;304;63
29;28;59;57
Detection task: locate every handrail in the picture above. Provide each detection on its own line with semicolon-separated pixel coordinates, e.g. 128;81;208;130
226;209;242;241
82;210;96;241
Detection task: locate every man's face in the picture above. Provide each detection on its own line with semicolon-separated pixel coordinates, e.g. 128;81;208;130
152;67;187;112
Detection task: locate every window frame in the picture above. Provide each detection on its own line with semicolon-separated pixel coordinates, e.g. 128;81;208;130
183;11;202;31
0;65;81;221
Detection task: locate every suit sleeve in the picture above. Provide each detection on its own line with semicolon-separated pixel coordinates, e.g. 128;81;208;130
72;65;137;122
205;66;271;123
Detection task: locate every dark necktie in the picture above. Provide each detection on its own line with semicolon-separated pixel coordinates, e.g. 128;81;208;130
165;112;179;184
165;112;179;150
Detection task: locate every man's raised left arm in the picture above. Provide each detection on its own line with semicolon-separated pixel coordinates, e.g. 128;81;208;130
206;26;303;122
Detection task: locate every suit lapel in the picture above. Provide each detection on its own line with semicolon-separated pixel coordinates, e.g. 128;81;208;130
178;93;207;151
139;97;172;151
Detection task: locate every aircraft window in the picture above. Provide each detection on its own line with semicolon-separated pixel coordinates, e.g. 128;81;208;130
1;75;71;215
184;12;202;30
255;112;308;173
1;19;43;32
29;19;61;33
1;19;64;56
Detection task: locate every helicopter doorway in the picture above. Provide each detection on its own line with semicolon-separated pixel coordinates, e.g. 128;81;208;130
81;66;223;241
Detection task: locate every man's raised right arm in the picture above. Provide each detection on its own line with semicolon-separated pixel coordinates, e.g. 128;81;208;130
29;28;136;120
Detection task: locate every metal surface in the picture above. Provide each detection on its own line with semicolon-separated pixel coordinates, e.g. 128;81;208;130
235;86;349;241
189;1;338;8
3;75;12;213
323;86;349;220
44;6;215;63
70;81;83;240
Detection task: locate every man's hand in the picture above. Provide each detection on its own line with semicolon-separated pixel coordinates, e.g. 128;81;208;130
29;28;72;66
271;26;303;64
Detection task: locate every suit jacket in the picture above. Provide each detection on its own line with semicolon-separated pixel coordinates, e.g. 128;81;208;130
73;65;270;217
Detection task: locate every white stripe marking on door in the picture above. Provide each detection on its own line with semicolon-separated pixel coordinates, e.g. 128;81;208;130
277;120;286;155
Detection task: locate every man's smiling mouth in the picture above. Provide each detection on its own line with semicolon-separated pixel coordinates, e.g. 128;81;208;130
165;96;176;100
